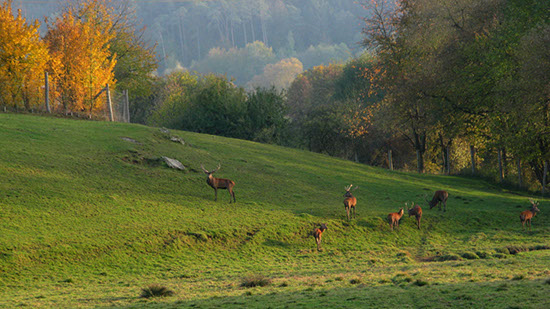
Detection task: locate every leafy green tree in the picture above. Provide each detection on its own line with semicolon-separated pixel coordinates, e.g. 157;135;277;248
245;87;288;144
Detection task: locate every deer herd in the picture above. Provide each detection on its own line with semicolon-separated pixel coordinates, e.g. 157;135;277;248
200;165;542;251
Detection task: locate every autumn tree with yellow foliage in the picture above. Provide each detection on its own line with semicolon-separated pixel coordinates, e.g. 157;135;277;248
45;0;116;116
0;0;48;110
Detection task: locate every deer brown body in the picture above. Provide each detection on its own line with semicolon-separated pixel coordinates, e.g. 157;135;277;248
426;190;449;212
343;184;358;221
520;199;540;231
407;203;422;230
388;208;404;231
201;164;236;203
313;223;328;251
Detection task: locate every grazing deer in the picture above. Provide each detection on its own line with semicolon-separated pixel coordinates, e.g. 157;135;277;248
201;163;236;203
425;190;449;212
407;202;423;230
520;199;540;231
343;184;358;221
388;208;404;231
313;223;328;251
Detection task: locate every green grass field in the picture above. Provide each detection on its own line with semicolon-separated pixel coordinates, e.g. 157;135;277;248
0;113;549;308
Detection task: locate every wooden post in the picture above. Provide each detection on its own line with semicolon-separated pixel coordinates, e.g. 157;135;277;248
106;84;114;122
498;149;504;182
124;89;130;123
470;145;476;175
388;149;393;171
517;157;522;187
543;161;548;196
45;72;51;113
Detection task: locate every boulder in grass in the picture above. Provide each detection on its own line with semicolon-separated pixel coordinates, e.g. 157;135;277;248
170;136;185;145
162;156;186;171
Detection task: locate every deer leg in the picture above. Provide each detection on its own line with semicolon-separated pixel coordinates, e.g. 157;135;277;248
417;216;421;230
443;200;447;212
353;206;356;219
346;207;350;221
228;188;233;203
214;188;218;201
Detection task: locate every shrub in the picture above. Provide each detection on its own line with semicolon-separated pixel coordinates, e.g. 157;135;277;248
413;279;429;286
461;252;480;260
435;254;461;262
140;284;175;298
240;275;271;288
505;245;528;255
493;253;507;259
350;278;362;285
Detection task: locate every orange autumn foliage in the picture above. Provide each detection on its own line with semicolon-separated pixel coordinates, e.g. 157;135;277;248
45;0;117;116
0;0;49;110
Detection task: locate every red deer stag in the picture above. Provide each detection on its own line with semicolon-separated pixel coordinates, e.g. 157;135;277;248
313;223;328;251
425;190;449;212
407;202;422;230
388;208;404;231
520;199;540;231
201;163;236;203
343;184;358;221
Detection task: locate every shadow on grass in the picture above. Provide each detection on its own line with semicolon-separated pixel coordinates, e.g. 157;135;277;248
96;279;550;308
263;239;291;248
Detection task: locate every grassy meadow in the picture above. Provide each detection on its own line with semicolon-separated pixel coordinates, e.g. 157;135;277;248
0;113;549;308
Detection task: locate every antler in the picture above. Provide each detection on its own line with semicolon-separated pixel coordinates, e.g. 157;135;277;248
212;163;221;173
200;164;209;173
345;184;352;191
529;199;539;206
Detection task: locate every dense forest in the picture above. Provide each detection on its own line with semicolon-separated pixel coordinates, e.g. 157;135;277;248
1;0;550;192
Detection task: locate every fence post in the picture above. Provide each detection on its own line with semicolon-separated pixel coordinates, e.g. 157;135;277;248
106;84;114;122
124;89;130;123
45;72;51;113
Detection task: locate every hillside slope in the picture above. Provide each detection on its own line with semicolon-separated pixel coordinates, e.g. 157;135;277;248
0;114;549;308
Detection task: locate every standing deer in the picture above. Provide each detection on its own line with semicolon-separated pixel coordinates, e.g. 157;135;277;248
313;223;328;251
425;190;449;212
201;163;236;203
388;208;404;231
343;184;358;221
520;199;540;231
407;202;423;230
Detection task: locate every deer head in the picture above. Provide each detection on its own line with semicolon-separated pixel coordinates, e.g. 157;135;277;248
201;163;221;176
529;199;541;213
344;184;358;197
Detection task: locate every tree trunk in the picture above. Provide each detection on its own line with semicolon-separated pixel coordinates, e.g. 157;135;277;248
178;18;186;64
543;160;548;196
502;148;507;177
439;133;446;174
517;157;522;187
242;21;248;45
446;145;451;175
250;18;256;42
470;145;476;175
416;149;424;174
498;148;504;182
388;149;393;171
